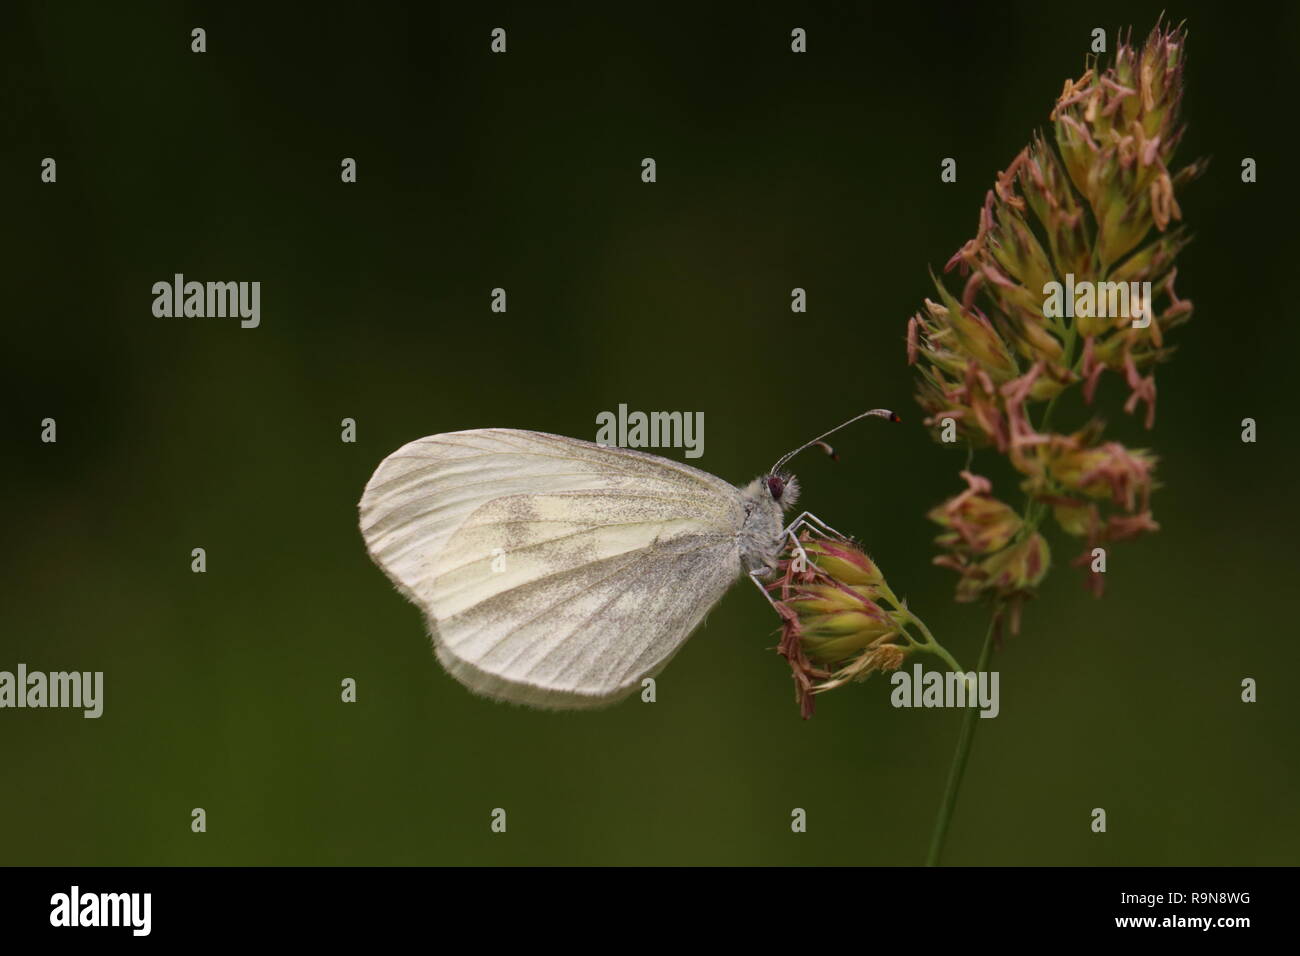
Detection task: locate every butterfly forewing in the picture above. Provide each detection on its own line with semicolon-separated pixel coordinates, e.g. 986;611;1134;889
359;429;746;707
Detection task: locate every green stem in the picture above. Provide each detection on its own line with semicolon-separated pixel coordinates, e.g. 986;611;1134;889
925;614;997;866
916;639;964;675
1022;324;1089;533
926;360;1070;862
877;584;965;673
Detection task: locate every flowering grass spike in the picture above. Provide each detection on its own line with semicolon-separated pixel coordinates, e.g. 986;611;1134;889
908;20;1202;605
767;531;961;718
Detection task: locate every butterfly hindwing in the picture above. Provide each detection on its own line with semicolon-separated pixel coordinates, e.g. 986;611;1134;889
359;429;745;707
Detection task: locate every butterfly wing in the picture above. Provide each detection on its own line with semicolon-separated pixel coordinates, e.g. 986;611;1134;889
359;428;744;708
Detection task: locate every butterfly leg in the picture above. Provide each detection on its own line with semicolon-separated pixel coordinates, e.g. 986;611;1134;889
783;511;850;541
784;529;812;572
748;569;783;610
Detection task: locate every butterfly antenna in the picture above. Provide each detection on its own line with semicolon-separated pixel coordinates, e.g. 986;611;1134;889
813;440;839;462
770;409;900;474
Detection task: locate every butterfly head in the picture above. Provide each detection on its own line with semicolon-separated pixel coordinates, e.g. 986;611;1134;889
763;472;800;510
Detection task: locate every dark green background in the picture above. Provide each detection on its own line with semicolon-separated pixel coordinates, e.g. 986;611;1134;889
3;2;1296;865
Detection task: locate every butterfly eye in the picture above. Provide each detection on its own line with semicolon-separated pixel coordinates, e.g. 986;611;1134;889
766;476;785;500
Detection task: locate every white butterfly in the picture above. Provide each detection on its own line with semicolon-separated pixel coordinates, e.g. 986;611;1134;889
358;410;896;709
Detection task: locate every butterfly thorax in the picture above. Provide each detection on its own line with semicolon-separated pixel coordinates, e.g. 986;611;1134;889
737;474;798;576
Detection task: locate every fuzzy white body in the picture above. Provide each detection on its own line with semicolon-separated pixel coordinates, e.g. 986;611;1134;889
359;429;794;709
735;477;794;575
